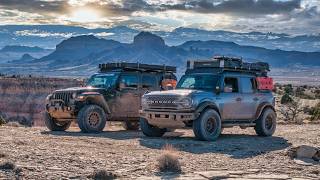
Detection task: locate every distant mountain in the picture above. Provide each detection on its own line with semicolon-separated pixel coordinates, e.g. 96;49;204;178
0;25;319;52
158;27;320;52
0;45;45;53
10;53;35;63
0;32;319;77
0;45;53;63
39;35;121;63
30;32;320;71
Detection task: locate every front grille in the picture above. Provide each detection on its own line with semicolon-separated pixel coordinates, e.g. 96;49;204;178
52;91;73;104
145;95;179;109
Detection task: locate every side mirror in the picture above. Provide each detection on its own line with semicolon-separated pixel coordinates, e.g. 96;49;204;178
215;86;221;94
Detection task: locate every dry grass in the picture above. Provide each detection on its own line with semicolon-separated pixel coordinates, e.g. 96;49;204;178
0;160;16;170
157;144;181;173
89;169;117;180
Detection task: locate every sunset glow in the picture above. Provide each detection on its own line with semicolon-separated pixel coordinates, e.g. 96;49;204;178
69;8;101;23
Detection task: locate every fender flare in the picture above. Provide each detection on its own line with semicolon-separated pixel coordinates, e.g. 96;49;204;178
195;101;221;117
254;102;276;120
80;94;111;114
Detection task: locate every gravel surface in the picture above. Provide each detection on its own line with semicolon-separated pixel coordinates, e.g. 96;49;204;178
0;124;319;179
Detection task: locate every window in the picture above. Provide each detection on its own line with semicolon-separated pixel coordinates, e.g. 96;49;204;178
241;77;255;93
142;75;157;88
119;74;138;89
176;74;219;90
224;77;239;93
87;73;118;88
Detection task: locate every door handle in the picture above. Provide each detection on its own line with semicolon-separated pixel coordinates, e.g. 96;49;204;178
236;97;242;102
133;94;139;97
253;97;259;101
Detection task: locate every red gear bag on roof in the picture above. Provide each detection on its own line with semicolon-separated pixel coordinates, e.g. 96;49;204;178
256;77;274;90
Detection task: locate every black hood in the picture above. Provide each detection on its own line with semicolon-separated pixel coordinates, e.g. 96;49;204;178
54;86;106;94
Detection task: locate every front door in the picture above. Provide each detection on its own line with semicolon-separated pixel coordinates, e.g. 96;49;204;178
114;73;141;118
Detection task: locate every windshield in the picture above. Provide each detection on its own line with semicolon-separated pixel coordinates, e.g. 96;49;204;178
87;73;118;88
177;74;219;90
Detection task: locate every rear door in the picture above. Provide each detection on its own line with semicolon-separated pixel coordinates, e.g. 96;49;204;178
115;72;141;118
240;77;259;120
220;76;243;120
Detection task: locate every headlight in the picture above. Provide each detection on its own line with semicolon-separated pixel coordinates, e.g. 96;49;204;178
177;97;193;108
75;95;85;101
46;94;52;101
141;97;148;109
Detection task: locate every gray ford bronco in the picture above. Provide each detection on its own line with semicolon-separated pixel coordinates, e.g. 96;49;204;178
45;63;176;133
140;57;276;141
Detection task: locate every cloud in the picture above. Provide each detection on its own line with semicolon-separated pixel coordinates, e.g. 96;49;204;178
160;0;302;15
0;0;319;35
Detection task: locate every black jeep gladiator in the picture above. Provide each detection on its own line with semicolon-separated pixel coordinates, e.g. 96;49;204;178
45;63;176;133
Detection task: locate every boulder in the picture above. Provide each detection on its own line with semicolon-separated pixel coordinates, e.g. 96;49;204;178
288;145;320;165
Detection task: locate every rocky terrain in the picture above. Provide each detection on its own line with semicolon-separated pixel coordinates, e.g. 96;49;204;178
0;124;319;179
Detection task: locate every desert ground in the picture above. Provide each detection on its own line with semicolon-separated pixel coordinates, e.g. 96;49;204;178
0;124;319;179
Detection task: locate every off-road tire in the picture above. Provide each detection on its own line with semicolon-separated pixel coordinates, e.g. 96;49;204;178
44;112;71;131
122;120;140;130
140;118;166;137
254;108;277;136
193;109;222;141
77;105;107;133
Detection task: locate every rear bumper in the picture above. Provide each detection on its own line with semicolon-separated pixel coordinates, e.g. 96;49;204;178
140;110;198;128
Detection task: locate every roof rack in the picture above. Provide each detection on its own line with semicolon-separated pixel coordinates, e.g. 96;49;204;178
99;62;176;73
187;56;270;75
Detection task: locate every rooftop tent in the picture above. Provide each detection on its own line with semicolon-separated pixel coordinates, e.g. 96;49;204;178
187;56;270;76
99;62;176;73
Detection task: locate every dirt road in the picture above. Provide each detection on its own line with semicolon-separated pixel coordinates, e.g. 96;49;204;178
0;124;319;179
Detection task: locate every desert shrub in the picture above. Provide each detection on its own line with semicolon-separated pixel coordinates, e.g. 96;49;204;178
157;144;181;173
284;84;293;95
315;89;320;99
281;93;293;104
0;153;7;158
295;87;314;99
89;169;117;180
311;103;320;121
0;115;6;126
0;161;16;170
280;98;303;124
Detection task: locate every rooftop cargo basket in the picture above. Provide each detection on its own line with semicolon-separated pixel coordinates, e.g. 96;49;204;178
187;56;270;76
99;62;176;73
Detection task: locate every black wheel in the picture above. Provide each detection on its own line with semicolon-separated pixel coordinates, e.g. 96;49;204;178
193;109;221;141
254;108;277;136
44;112;71;131
77;105;107;133
140;118;166;137
122;120;140;130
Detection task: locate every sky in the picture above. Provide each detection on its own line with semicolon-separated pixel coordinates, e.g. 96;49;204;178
0;0;319;35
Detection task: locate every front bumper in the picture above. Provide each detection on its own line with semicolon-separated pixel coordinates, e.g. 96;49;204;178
140;110;198;128
46;101;76;120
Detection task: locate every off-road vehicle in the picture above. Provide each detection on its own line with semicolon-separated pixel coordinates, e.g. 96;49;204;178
45;63;176;132
140;57;276;141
